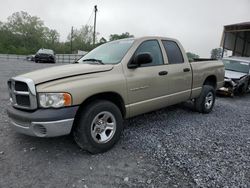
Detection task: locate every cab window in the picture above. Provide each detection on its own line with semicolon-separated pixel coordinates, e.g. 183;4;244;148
134;40;164;67
162;40;184;64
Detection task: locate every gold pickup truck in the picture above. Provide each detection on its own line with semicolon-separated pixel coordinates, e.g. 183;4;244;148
7;36;224;153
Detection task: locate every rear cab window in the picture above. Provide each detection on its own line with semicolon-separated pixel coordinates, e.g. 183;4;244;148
162;40;184;64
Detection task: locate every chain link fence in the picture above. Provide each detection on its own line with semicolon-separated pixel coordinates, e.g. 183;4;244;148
0;54;84;64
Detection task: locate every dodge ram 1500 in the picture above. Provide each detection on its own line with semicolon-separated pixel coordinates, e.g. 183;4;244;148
7;37;224;153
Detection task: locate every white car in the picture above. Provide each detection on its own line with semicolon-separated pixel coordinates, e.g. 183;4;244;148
219;57;250;95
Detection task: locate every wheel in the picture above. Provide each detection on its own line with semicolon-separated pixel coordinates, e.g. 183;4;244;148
73;100;123;154
194;85;215;113
247;82;250;93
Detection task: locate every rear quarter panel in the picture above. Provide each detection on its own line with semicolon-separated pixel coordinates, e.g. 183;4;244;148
191;60;224;98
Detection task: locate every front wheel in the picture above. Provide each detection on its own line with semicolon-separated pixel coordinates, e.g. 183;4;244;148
194;85;216;113
73;100;123;154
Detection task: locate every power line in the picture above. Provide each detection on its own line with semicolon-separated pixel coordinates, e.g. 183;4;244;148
86;8;94;26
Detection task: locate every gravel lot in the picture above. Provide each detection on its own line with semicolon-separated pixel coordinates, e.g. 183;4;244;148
0;59;249;188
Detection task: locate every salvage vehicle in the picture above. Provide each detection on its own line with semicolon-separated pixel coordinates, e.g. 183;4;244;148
218;57;250;96
26;55;35;61
7;37;224;153
35;48;56;63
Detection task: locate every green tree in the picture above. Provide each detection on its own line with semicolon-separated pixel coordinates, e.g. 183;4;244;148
0;11;60;54
46;29;60;46
68;25;94;52
0;11;135;55
6;11;47;53
186;52;199;62
109;32;134;41
211;48;223;60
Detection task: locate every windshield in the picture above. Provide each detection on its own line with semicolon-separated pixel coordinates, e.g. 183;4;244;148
38;49;54;55
223;59;250;74
78;39;134;64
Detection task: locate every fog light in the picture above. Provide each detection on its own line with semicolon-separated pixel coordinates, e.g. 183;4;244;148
33;124;47;137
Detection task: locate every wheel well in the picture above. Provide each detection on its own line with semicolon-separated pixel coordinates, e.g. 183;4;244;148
77;92;126;118
203;75;217;89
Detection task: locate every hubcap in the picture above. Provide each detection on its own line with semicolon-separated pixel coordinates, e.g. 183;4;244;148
205;92;214;109
91;111;116;144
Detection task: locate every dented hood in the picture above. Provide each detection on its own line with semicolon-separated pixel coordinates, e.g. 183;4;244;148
20;63;113;84
225;70;247;80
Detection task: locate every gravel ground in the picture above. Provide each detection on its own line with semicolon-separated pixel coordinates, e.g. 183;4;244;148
0;59;249;187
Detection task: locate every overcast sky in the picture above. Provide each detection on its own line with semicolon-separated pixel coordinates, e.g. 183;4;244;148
0;0;249;57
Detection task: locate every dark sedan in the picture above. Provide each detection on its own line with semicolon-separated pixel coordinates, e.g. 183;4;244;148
35;49;56;63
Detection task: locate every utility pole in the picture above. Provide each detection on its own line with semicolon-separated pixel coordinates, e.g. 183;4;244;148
93;5;98;45
70;26;73;54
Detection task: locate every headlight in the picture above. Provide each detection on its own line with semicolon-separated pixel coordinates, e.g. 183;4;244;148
39;93;72;108
224;78;231;82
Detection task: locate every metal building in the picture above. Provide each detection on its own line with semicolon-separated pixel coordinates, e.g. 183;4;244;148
221;22;250;57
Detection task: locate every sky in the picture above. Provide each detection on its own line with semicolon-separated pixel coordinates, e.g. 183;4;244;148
0;0;249;57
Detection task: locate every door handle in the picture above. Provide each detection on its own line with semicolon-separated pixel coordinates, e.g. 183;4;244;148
159;71;168;76
183;68;191;72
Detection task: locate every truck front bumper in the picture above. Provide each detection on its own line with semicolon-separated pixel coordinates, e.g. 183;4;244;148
7;106;79;137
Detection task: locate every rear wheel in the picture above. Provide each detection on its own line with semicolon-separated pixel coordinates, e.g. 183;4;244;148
194;85;215;113
73;100;123;154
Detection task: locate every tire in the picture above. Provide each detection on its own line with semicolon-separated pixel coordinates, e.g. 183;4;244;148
194;85;216;113
73;100;123;154
247;82;250;93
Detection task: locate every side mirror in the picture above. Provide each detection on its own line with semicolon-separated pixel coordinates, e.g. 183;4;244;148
128;53;152;68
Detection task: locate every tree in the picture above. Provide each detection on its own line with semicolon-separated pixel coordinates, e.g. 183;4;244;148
0;11;135;54
186;52;199;62
6;11;47;53
0;11;61;54
46;29;60;45
109;32;134;41
211;48;223;60
68;25;94;52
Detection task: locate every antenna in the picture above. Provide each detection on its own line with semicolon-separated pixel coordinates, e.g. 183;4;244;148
70;26;73;53
93;5;98;45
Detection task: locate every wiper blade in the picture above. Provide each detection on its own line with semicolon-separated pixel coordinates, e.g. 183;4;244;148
226;69;242;73
82;58;104;64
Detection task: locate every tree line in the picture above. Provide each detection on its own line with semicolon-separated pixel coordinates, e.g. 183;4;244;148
0;11;222;59
0;11;134;55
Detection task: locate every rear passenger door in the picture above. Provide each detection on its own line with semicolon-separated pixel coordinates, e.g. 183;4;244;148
161;40;192;101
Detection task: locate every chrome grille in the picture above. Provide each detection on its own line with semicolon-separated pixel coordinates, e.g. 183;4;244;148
8;77;37;110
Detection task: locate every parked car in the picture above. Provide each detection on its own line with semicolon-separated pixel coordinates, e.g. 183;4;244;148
7;36;224;153
218;57;250;96
26;55;35;61
35;48;56;63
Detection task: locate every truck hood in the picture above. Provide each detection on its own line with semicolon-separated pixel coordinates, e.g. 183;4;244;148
225;70;247;80
20;64;114;84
